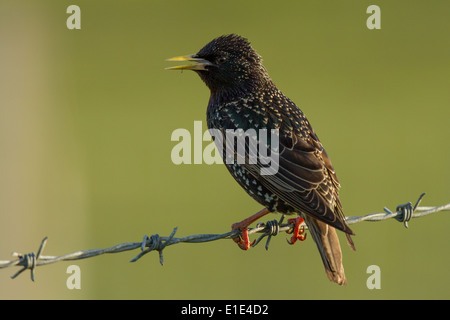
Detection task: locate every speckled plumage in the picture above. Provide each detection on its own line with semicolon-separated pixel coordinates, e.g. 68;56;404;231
168;34;355;285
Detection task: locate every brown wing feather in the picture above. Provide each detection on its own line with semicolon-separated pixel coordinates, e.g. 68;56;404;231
212;102;354;236
258;126;355;235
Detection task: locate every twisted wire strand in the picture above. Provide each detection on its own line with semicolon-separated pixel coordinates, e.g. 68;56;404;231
1;193;449;281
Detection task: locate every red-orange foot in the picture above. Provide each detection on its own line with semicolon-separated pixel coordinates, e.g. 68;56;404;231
286;216;307;244
231;208;271;250
231;222;255;250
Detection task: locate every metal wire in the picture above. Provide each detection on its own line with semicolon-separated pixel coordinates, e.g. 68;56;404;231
1;193;449;281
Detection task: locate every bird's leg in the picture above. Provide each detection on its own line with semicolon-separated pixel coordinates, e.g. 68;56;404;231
231;208;270;250
286;216;307;245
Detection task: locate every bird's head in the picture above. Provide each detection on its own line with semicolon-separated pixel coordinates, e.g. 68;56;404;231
166;34;272;96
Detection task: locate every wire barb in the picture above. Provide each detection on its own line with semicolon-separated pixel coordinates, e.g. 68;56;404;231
1;193;449;281
392;192;426;228
10;237;48;281
252;215;286;250
130;227;178;265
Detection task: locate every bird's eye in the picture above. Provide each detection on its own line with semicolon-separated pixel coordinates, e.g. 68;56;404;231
217;57;227;64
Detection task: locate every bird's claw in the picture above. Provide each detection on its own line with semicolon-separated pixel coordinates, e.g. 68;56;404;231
286;217;307;245
231;223;255;250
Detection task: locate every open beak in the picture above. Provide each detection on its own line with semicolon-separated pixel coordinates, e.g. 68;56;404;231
165;54;214;71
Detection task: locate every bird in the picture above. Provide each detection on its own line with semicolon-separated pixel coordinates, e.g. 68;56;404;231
166;34;355;285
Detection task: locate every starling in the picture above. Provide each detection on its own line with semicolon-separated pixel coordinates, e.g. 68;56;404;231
167;34;355;285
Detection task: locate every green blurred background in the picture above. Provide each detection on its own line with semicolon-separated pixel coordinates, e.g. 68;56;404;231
1;0;449;299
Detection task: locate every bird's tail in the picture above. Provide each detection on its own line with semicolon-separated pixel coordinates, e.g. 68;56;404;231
302;215;355;286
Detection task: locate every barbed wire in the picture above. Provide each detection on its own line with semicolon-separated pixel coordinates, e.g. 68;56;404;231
1;193;449;282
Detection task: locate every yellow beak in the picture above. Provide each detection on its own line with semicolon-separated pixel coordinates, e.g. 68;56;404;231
165;54;214;71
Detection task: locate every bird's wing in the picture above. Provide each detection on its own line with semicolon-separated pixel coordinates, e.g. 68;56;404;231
258;126;353;235
213;103;354;235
